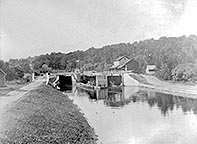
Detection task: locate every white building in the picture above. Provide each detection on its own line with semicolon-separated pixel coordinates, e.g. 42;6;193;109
146;65;156;75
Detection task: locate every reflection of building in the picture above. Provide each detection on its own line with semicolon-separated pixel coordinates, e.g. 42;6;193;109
108;92;124;102
123;86;140;99
75;85;197;115
87;86;142;107
79;89;108;101
0;69;6;87
96;89;108;100
104;87;135;107
109;56;139;73
104;92;130;107
147;90;156;99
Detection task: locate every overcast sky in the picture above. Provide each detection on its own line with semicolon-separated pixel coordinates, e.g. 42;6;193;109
1;0;197;61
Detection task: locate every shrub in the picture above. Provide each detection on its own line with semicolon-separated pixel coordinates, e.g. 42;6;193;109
171;63;197;82
155;63;172;80
23;73;32;83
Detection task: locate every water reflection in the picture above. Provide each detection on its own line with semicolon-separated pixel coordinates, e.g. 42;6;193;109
132;90;197;116
67;86;197;144
73;86;197;116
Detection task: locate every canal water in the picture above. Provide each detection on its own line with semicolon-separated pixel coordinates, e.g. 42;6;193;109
64;86;197;144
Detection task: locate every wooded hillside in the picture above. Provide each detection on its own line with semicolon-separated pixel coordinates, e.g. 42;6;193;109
1;35;197;81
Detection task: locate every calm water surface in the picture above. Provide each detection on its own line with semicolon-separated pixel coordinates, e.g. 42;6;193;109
65;86;197;144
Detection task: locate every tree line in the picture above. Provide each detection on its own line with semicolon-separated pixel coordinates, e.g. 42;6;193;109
1;35;197;82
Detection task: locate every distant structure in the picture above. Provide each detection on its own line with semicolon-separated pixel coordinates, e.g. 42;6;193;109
109;56;139;73
32;72;35;81
0;69;6;87
146;65;156;75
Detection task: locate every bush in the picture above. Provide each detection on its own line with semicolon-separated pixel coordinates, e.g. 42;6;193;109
155;63;172;80
171;63;197;82
23;73;32;83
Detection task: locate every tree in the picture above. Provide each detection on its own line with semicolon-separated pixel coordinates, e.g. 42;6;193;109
41;64;51;73
13;66;24;79
23;73;32;83
172;63;197;82
12;35;197;81
156;63;172;80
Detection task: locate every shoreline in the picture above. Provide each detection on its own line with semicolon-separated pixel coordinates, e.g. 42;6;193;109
139;75;197;98
0;83;98;144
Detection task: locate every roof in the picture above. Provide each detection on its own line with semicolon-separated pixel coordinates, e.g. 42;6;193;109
109;65;118;69
115;56;129;61
0;69;6;75
109;58;134;69
117;59;134;68
146;65;156;69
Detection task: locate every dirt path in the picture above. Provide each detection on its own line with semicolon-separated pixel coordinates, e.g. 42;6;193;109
0;77;45;110
0;77;46;135
141;75;197;98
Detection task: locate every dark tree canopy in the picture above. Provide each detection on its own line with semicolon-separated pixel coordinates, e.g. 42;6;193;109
1;35;197;81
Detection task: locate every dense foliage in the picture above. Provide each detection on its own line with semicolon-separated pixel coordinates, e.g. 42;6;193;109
1;35;197;81
32;51;84;72
172;63;197;82
0;60;18;81
0;58;33;81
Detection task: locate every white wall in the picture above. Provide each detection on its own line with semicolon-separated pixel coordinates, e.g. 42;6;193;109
114;61;119;66
123;73;139;86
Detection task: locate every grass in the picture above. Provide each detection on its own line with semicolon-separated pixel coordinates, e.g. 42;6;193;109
0;84;98;144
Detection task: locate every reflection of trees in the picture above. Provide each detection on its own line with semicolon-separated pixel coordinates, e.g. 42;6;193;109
154;93;175;116
154;93;197;115
75;87;197;114
176;97;197;114
131;90;197;116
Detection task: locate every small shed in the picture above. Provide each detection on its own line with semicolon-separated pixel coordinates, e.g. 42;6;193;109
0;69;6;87
146;65;156;75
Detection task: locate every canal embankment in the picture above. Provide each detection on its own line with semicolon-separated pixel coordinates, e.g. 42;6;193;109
123;73;197;98
0;80;97;144
140;74;197;98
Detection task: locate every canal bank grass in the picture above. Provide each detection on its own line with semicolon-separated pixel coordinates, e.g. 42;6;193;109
0;84;98;144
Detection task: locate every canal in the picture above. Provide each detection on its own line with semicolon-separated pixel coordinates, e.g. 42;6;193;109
64;86;197;144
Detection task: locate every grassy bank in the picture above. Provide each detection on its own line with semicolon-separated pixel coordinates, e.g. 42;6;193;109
0;84;26;97
0;84;98;144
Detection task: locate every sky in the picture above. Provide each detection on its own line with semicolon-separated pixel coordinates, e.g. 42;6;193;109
1;0;197;61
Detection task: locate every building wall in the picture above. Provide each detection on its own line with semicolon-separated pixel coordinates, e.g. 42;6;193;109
0;74;6;87
96;75;107;87
114;61;119;66
146;65;156;75
126;60;140;73
123;73;139;86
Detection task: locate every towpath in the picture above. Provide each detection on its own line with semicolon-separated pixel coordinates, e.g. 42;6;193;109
0;76;97;144
0;76;46;134
0;76;45;110
141;75;197;98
